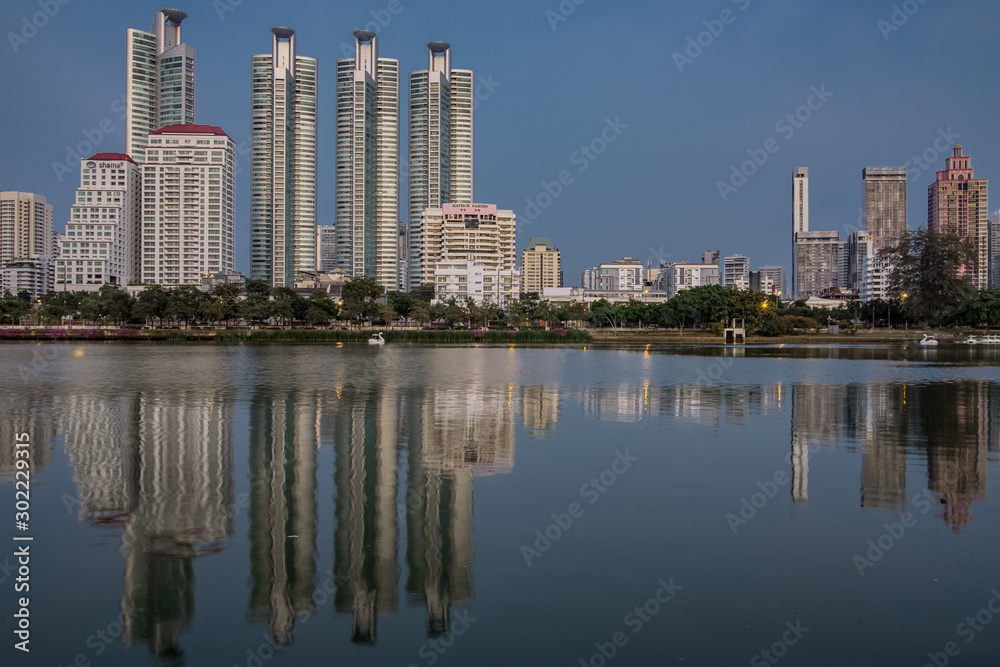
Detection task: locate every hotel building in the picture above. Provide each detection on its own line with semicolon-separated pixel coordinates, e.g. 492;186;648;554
57;154;142;289
250;27;318;287
141;125;236;285
410;203;516;289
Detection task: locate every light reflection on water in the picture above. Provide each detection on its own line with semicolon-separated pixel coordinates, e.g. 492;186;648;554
0;343;998;666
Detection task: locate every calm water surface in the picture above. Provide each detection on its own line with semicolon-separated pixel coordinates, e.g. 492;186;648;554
1;343;999;666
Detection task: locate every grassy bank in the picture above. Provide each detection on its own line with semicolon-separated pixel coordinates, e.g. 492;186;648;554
0;327;593;344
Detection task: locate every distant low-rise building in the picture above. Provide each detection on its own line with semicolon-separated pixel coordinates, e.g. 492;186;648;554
521;238;562;294
1;257;51;300
723;254;750;288
433;260;520;306
757;265;786;297
581;257;644;292
654;261;721;299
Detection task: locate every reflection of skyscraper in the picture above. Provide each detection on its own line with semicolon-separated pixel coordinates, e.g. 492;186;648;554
62;388;235;657
918;382;991;532
247;389;319;645
522;385;561;438
859;384;908;511
0;394;54;484
333;388;400;644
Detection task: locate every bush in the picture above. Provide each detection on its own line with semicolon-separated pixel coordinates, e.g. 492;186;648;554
707;322;724;337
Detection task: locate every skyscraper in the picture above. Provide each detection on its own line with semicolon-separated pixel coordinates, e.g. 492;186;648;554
862;167;907;253
335;31;400;289
928;145;989;289
126;9;196;162
0;191;54;296
407;42;474;224
316;225;336;273
794;231;840;299
791;167;809;298
990;210;1000;288
141;125;236;285
250;27;318;287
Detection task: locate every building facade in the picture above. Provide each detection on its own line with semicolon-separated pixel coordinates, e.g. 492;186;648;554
410;203;515;289
654;262;721;299
316;225;336;272
581;258;644;292
928;145;989;289
862;167;907;252
407;42;474;224
991;210;1000;288
432;259;520;306
57;154;142;289
250;27;318;287
141;125;236;285
126;9;196;162
521;238;562;294
334;31;400;289
846;231;874;292
794;231;840;300
757;265;786;297
1;190;53;282
723;254;750;288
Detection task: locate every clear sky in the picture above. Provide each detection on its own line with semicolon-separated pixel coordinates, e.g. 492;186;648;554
2;0;998;285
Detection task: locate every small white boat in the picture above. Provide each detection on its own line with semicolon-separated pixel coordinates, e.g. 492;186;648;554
919;334;939;346
368;332;385;345
959;336;980;345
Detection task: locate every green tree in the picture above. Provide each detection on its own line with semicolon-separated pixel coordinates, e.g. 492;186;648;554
304;290;339;327
133;285;170;326
883;228;977;326
387;290;417;319
341;276;383;325
167;285;206;328
239;291;273;327
590;299;621;329
212;283;242;325
443;299;467;329
272;287;304;327
411;283;435;303
98;285;133;326
0;293;31;324
410;302;431;326
565;301;589;327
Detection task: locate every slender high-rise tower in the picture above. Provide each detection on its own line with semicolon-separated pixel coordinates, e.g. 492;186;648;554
335;31;400;289
125;9;196;162
407;42;475;225
928;145;989;289
791;167;809;299
250;27;319;287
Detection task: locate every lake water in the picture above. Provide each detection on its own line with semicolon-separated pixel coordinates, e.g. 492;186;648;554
1;342;999;666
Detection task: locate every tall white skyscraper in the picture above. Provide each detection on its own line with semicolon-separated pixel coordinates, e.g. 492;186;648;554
141;125;235;285
408;42;475;224
791;167;809;299
250;27;318;288
56;154;142;289
126;9;196;162
335;30;400;289
317;225;336;273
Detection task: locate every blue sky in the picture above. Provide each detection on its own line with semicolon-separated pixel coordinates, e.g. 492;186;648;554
2;0;998;285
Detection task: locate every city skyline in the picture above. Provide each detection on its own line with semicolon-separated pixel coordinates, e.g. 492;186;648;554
3;1;1000;287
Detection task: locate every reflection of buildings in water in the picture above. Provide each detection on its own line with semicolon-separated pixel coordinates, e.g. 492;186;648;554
333;388;400;644
0;395;55;484
580;382;651;423
521;385;561;439
919;382;992;533
247;389;319;645
62;395;139;524
789;384;858;503
61;390;235;657
859;384;908;511
405;386;483;637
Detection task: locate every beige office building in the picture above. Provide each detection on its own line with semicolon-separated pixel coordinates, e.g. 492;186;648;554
521;237;561;294
410;202;516;288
